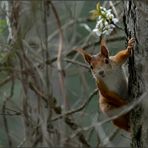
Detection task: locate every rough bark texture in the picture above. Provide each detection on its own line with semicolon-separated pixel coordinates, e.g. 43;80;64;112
124;0;148;147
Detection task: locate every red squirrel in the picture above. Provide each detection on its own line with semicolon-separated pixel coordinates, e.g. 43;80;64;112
77;38;135;131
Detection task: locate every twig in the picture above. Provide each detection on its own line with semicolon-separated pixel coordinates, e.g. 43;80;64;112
43;0;50;97
0;76;12;87
109;1;118;18
64;117;90;147
121;133;131;140
102;128;119;146
2;76;15;147
29;82;48;103
0;112;21;116
64;58;89;69
29;82;62;114
86;128;95;142
1;106;22;116
50;1;68;109
17;138;26;148
52;89;98;121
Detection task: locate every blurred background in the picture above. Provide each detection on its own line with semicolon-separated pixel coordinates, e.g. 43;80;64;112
0;1;130;147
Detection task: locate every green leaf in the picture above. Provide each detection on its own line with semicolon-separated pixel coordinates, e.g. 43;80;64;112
96;2;101;14
89;10;99;20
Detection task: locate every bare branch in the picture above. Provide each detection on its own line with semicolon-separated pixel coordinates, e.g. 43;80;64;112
52;89;98;121
0;76;12;87
50;0;68;110
2;76;15;147
64;58;89;69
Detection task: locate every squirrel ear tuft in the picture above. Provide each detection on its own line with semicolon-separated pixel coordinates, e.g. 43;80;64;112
100;39;109;58
76;48;92;64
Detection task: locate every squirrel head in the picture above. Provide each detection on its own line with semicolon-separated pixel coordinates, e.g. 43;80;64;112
76;39;112;79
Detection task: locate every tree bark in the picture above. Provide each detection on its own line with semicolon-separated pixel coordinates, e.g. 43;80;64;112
123;0;148;147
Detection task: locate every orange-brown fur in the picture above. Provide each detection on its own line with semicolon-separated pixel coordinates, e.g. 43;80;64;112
77;38;135;132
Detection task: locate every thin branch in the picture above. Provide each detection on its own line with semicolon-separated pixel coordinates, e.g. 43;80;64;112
50;1;68;109
17;138;26;148
102;128;119;146
0;112;21;116
29;82;48;103
109;1;118;18
50;0;64;73
29;82;62;114
64;117;90;147
42;0;51;105
2;76;15;147
52;89;98;121
64;58;89;69
0;76;12;87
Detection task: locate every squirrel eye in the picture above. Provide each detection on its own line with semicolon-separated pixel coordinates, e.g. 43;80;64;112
104;58;109;64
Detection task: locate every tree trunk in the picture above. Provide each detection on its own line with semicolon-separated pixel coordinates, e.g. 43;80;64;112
123;0;148;147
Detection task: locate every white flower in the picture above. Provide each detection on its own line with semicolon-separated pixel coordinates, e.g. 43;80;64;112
107;9;112;13
104;21;109;26
93;6;119;37
112;18;118;24
110;24;115;28
93;28;101;37
101;11;106;16
96;19;103;26
98;16;101;20
100;7;107;11
103;30;111;35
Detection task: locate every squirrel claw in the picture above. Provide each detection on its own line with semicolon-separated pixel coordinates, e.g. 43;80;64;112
128;38;135;49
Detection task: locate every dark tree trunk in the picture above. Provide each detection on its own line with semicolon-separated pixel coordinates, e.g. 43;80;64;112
123;0;148;147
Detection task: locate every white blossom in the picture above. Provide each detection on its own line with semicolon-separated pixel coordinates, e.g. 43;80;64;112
93;6;119;37
112;18;118;24
93;28;102;37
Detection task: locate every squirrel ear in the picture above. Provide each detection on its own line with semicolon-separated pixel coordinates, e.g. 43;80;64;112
75;48;92;64
83;52;92;64
100;39;109;58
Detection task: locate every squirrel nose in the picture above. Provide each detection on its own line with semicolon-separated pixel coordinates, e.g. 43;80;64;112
99;70;104;76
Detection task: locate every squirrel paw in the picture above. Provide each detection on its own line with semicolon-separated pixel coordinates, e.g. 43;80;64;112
128;38;135;50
